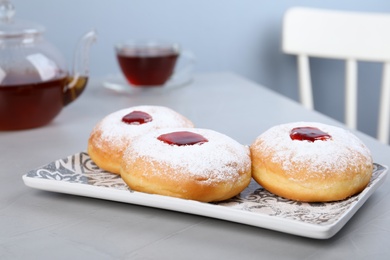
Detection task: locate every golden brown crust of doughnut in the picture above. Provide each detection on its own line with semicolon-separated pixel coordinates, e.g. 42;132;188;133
120;128;252;202
88;130;124;174
121;155;252;202
250;122;373;202
251;144;373;202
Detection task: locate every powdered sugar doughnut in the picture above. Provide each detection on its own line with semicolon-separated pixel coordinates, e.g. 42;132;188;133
250;122;373;202
120;128;252;202
88;106;194;174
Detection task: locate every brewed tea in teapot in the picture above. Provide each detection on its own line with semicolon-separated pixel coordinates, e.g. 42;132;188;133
0;0;96;130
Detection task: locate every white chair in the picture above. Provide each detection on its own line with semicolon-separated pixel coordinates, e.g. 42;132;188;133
282;7;390;144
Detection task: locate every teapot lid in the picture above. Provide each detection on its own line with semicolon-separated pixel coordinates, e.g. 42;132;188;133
0;0;44;38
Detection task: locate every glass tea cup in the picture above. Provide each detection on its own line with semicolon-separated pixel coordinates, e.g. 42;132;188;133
115;40;194;87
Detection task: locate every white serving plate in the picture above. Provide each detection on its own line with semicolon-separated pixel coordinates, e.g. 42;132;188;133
22;152;387;239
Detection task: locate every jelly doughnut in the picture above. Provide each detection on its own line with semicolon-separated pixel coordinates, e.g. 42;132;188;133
250;122;373;202
120;128;252;202
88;106;194;174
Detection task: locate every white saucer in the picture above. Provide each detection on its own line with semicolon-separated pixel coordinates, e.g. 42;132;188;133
102;72;193;95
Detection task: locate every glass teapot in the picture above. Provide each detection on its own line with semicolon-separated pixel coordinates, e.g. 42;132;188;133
0;0;97;130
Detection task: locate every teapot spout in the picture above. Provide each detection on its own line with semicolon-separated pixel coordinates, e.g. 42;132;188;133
63;30;97;106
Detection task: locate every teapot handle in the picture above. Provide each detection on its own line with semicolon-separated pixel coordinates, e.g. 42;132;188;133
63;30;97;106
71;30;97;80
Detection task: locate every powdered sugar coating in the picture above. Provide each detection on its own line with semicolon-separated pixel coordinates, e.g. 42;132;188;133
251;122;373;180
91;106;194;150
122;128;251;183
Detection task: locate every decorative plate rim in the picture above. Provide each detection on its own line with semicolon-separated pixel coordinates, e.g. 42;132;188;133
22;152;388;239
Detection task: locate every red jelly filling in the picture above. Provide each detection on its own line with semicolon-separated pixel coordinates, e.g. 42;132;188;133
290;127;331;142
157;131;208;146
122;111;153;125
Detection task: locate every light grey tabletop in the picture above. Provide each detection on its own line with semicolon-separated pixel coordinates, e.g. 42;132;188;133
1;72;390;259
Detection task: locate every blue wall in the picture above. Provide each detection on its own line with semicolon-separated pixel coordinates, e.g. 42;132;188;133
11;0;390;139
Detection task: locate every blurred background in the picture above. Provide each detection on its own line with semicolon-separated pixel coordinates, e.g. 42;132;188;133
11;0;390;140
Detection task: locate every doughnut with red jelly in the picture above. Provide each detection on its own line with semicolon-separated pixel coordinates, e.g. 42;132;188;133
88;106;194;174
120;128;252;202
250;122;373;202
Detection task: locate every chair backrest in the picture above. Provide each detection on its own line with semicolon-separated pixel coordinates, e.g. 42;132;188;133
282;7;390;144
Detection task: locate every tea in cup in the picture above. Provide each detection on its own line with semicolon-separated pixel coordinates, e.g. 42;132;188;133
115;40;193;87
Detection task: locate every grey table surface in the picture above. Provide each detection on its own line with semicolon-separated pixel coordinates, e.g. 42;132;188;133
1;72;390;259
